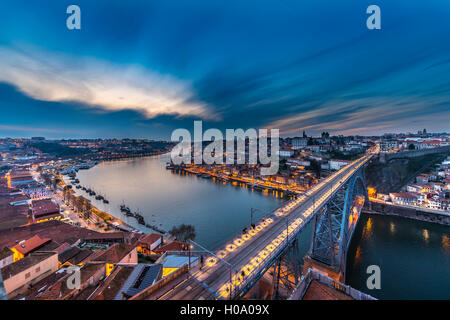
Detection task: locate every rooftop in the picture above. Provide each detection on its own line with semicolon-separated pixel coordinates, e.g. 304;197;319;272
11;235;51;256
1;252;57;280
31;199;59;218
91;243;135;263
302;280;353;300
115;264;162;299
0;247;13;260
138;233;162;246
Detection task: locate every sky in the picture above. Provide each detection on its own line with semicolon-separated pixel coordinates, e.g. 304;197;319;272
0;0;449;139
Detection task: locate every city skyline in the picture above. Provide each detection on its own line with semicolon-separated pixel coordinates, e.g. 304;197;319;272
1;1;450;139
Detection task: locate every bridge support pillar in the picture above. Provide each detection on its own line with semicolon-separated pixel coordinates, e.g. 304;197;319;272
307;168;368;284
272;238;301;300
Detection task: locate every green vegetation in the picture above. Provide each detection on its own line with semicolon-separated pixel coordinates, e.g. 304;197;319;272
169;224;196;242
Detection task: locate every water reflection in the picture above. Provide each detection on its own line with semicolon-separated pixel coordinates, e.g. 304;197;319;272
390;222;395;235
347;214;450;299
423;229;430;243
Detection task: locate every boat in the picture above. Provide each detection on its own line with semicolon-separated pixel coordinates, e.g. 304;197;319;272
120;204;131;213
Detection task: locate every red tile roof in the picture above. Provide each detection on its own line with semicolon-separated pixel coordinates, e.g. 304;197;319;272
11;235;51;255
91;243;136;263
32;199;59;218
154;241;189;253
138;233;162;246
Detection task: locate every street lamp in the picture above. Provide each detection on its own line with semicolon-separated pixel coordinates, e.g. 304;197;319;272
250;208;260;229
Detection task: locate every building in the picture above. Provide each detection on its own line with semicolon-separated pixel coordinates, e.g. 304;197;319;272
10;235;52;262
31;199;61;223
91;243;138;276
416;174;430;185
329;159;351;171
292;138;308;150
277;148;294;158
1;252;58;299
0;247;14;269
21;183;50;200
137;233;163;255
34;263;106;300
389;193;418;206
58;247;93;267
380;140;398;152
154;241;189;254
114;264;162;300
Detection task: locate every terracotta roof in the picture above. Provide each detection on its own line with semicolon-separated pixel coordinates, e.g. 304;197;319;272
83;232;127;240
154;241;189;253
11;235;51;255
32;199;59;218
91;243;136;263
0;220;113;249
54;242;71;255
36;263;105;300
138;233;162;246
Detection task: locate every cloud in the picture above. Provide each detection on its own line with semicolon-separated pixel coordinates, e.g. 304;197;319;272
0;46;220;121
267;96;450;136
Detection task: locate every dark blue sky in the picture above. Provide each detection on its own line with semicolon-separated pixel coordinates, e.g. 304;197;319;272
1;0;449;139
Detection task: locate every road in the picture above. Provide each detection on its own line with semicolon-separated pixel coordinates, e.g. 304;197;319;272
158;153;373;300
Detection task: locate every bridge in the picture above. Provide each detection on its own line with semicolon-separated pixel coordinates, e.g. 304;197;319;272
158;153;373;300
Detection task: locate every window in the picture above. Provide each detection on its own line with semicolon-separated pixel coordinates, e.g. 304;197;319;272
25;272;31;279
35;266;41;273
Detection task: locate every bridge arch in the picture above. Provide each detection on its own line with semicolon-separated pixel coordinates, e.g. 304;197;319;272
310;168;368;281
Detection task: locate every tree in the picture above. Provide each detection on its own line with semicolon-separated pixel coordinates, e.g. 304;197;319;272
169;224;196;242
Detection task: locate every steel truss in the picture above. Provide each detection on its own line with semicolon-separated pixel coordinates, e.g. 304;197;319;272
272;238;301;299
310;168;368;278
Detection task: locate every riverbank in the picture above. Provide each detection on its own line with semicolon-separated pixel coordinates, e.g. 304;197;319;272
364;200;450;226
167;165;300;199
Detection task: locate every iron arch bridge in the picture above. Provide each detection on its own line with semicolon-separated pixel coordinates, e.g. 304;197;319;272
310;170;368;281
158;154;372;300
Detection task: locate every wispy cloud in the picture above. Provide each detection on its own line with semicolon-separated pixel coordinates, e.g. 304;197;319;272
268;96;450;135
0;46;220;121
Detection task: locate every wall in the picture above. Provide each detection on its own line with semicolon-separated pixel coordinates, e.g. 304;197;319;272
380;145;450;163
365;201;450;226
3;253;58;298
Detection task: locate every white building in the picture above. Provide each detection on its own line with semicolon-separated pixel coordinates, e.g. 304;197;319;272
292;138;308;150
329;159;351;171
277;148;294;157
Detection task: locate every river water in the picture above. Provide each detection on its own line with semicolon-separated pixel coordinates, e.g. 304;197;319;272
72;155;450;299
